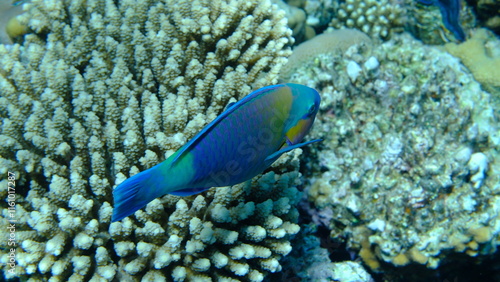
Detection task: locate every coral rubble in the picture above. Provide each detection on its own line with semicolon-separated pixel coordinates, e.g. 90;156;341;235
286;29;500;270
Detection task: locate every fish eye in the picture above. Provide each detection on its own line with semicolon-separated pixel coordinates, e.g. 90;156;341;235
308;104;316;115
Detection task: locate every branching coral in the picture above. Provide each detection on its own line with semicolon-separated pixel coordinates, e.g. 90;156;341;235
0;0;302;280
107;155;303;281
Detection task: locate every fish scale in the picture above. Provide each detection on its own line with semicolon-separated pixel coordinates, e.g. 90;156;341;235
190;93;288;187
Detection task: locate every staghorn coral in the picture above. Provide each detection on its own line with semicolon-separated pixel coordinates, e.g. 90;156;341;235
286;30;500;269
328;0;405;40
107;154;303;281
270;221;374;281
0;0;303;280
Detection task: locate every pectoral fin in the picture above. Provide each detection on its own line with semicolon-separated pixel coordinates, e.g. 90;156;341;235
264;139;322;166
278;136;294;150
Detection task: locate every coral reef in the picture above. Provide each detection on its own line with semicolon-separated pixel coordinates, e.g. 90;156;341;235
272;221;374;281
0;0;305;280
285;29;500;269
470;0;500;35
416;0;466;42
330;261;374;282
273;0;314;43
328;0;405;40
302;0;337;31
280;29;372;81
444;28;500;95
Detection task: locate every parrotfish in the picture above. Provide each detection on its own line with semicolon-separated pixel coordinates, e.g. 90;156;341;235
417;0;466;42
112;83;321;222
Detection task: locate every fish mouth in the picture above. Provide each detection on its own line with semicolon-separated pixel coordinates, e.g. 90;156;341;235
286;118;313;145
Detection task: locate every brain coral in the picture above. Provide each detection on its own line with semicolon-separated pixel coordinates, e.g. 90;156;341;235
0;0;303;280
287;30;500;269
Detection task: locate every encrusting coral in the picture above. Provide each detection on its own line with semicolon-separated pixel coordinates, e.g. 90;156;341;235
0;0;304;280
0;0;25;44
445;28;500;95
284;29;500;269
280;28;372;81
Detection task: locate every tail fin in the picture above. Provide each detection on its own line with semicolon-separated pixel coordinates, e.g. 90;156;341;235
112;165;165;222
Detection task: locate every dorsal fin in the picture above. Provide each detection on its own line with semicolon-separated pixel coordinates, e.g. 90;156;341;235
225;101;236;111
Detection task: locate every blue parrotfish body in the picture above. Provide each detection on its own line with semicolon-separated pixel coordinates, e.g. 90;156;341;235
112;83;321;222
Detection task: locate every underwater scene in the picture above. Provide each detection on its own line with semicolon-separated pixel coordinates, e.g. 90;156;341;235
0;0;499;281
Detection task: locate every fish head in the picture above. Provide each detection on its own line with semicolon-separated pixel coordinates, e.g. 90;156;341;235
284;83;320;145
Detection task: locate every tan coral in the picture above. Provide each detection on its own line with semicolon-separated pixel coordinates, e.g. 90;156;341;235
280;29;372;81
0;1;25;44
445;28;500;95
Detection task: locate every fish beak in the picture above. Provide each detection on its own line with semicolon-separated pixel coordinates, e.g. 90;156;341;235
285;118;313;145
